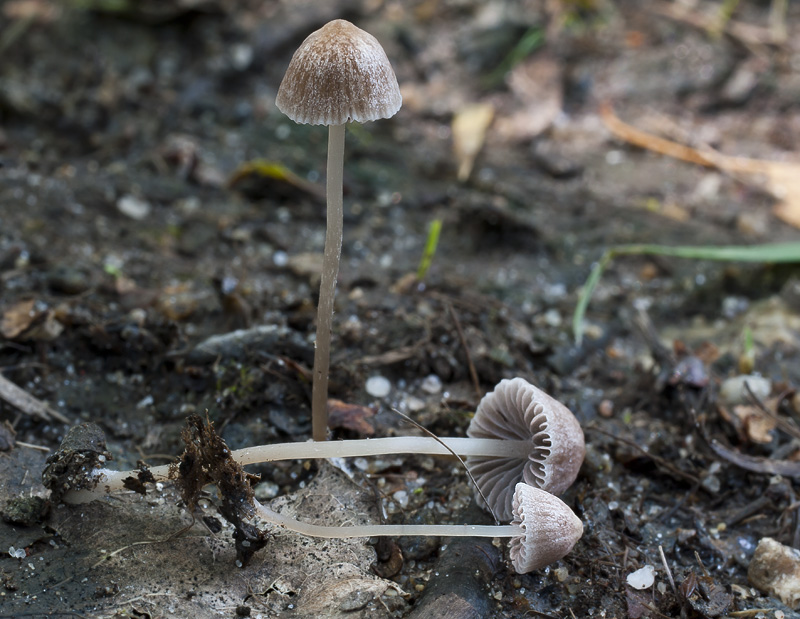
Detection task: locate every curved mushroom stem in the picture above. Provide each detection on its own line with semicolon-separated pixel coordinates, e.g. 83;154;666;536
60;436;531;504
311;122;346;442
253;497;521;539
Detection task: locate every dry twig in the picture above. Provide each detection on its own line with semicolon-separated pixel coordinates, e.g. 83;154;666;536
0;372;69;423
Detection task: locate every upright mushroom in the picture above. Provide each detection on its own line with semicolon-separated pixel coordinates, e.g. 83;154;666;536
276;20;402;441
467;377;585;521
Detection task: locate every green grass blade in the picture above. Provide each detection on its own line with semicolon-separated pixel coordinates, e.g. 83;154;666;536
417;219;443;281
572;242;800;344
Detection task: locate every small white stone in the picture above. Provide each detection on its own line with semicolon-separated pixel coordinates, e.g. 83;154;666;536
420;374;442;394
136;395;154;409
117;194;151;220
393;490;408;508
720;375;771;406
543;308;562;327
254;481;280;500
406;396;425;412
272;250;288;267
366;376;391;398
627;565;656;590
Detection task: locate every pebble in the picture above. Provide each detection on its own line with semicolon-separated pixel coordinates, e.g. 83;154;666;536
719;375;772;406
366;376;391;398
597;399;614;418
117;194;151;220
748;537;800;609
406;396;425;412
254;481;280;501
627;565;655;590
542;308;562;327
393;490;409;509
420;374;442;394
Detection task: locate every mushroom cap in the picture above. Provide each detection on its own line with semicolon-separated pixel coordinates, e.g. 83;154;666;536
467;377;585;521
509;483;583;573
276;19;402;126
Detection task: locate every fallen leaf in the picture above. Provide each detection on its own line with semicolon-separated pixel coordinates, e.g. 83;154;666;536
228;159;323;200
1;299;63;341
327;399;376;436
765;162;800;227
1;299;37;339
452;102;494;182
730;404;777;444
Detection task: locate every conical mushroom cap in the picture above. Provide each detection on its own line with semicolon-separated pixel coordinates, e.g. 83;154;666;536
276;19;402;126
467;377;585;521
509;483;583;573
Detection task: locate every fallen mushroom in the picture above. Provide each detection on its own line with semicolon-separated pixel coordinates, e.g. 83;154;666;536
252;482;582;574
55;377;583;515
276;20;402;441
466;377;585;521
58;434;530;505
46;422;583;574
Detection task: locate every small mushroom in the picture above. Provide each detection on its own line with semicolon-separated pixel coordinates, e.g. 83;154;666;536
466;377;585;521
252;481;582;574
276;19;402;441
509;482;584;573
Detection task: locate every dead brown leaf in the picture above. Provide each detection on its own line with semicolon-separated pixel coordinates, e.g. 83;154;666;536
327;399;376;436
1;299;63;341
730;404;777;444
1;299;37;339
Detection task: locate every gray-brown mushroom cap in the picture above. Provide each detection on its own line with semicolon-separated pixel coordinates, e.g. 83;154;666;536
467;377;585;521
276;19;402;126
509;483;583;573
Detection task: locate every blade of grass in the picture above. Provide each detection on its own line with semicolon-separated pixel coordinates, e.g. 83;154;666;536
417;218;442;282
482;27;544;89
573;242;800;344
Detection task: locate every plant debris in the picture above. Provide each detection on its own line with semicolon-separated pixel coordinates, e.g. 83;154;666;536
172;414;268;567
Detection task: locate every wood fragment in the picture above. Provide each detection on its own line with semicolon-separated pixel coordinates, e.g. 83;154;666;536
407;502;500;619
0;373;69;423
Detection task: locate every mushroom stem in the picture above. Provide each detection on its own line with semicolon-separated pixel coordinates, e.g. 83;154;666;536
61;436;532;504
253;497;522;539
236;436;530;463
311;122;346;442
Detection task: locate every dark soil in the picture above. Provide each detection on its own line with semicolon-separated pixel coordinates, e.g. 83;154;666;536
2;0;800;617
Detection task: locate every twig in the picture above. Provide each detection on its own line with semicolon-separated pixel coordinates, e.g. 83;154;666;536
658;545;677;597
390;407;499;525
650;0;786;51
446;302;482;402
0;373;69;424
15;441;50;452
588;425;701;486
